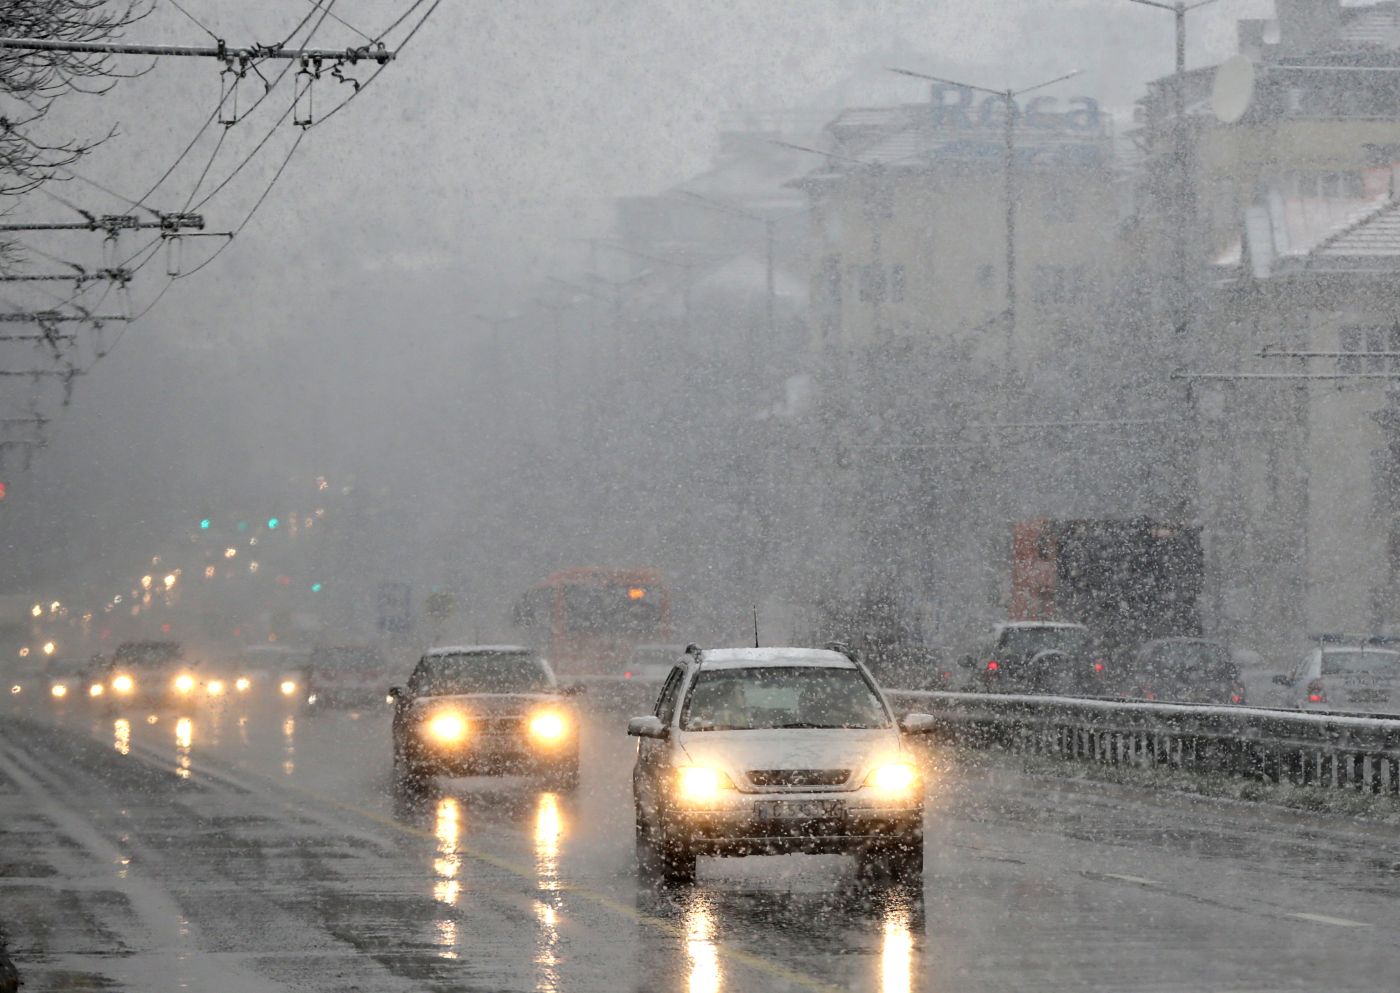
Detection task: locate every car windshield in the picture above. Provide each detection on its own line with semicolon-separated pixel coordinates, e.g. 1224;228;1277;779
1320;650;1400;677
998;627;1089;657
410;653;552;695
680;666;889;731
1152;642;1233;677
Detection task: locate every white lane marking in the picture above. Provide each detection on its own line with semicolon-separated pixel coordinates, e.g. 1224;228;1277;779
1287;912;1373;928
1100;873;1159;886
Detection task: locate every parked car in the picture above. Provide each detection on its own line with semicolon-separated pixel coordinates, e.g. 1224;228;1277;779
1274;644;1400;715
1121;638;1246;704
628;645;935;886
961;622;1110;696
390;646;580;790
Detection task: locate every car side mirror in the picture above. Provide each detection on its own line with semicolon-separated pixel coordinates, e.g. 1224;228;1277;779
1271;674;1294;687
627;715;667;739
899;712;938;735
387;685;404;699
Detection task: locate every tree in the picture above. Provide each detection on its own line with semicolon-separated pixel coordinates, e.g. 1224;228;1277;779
0;2;152;199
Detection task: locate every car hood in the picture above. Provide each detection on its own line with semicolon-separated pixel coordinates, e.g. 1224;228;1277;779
676;727;904;789
409;692;562;717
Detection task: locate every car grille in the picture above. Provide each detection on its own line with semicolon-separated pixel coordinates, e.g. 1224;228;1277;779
747;769;850;788
475;715;524;735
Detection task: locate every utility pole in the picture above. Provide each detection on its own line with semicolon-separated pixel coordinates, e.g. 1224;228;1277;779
889;67;1080;370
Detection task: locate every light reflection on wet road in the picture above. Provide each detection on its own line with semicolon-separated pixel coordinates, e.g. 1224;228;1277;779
4;693;1400;992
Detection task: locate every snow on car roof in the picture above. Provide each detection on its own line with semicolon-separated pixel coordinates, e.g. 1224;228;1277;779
698;647;855;669
423;645;533;656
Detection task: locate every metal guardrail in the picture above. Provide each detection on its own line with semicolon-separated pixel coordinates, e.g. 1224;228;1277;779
886;690;1400;796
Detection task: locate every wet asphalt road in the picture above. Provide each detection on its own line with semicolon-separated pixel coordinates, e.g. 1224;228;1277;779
3;692;1400;993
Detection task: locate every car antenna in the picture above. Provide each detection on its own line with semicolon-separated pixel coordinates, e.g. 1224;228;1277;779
753;605;760;648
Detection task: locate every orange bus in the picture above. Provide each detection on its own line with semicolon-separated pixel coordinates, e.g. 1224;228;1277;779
514;568;671;677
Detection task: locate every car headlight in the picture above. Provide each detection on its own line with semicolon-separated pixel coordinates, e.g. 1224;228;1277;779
174;673;195;694
51;684;68;699
280;680;297;696
675;766;736;806
426;712;468;743
112;674;135;694
528;710;569;743
235;677;251;692
865;762;919;799
207;680;225;696
89;683;104;698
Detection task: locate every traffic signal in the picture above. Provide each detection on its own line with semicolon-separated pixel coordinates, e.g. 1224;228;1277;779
310;582;323;593
0;481;7;501
267;517;279;530
199;518;210;529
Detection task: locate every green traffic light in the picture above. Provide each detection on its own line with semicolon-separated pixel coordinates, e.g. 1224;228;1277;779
267;517;279;530
310;582;323;593
199;519;210;530
237;521;249;533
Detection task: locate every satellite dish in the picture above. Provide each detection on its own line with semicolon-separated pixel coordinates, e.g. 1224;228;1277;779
1212;54;1256;124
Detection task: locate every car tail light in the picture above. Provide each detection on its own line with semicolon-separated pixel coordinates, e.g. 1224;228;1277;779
623;671;633;680
1230;687;1245;705
985;660;999;672
1093;661;1106;673
1306;679;1326;704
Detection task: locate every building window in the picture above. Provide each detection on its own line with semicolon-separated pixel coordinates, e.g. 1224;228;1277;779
859;263;887;304
891;264;906;304
1340;326;1400;373
819;254;842;308
1043;190;1077;223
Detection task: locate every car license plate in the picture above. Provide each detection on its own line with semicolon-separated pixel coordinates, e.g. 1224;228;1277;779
754;799;845;820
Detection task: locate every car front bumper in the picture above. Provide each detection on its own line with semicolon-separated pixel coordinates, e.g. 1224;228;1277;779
406;733;577;774
666;801;922;856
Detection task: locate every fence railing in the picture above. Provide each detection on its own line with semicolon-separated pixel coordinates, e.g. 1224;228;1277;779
886;690;1400;796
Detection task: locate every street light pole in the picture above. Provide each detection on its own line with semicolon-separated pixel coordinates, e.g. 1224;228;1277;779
889;67;1079;370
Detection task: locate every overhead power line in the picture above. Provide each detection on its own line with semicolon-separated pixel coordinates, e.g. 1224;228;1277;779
0;38;394;63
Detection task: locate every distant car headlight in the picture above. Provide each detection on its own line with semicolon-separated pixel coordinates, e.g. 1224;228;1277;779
426;712;468;743
865;762;919;799
89;683;104;698
112;674;135;694
280;680;297;696
207;680;225;696
528;710;569;743
235;677;251;692
174;673;195;694
9;684;19;695
675;766;736;806
51;683;68;699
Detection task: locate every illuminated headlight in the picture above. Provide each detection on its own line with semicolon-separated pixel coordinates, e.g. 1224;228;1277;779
528;710;569;743
235;677;251;692
112;674;135;694
89;683;104;698
51;684;68;699
306;693;318;705
675;766;736;806
174;673;195;694
9;684;19;695
427;712;468;743
207;680;225;696
280;680;297;696
865;762;919;799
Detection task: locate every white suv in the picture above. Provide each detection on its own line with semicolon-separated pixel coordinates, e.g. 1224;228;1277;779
627;645;935;885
